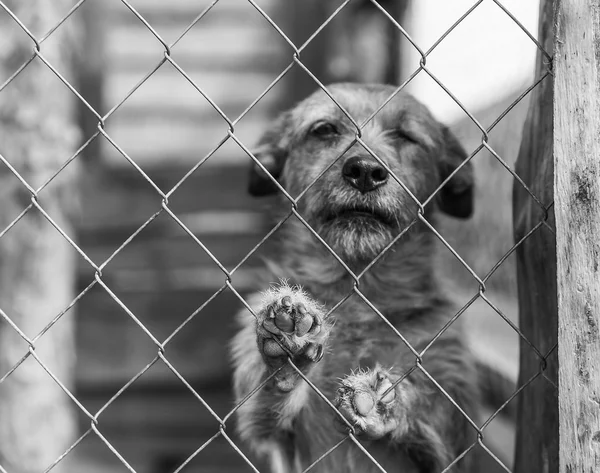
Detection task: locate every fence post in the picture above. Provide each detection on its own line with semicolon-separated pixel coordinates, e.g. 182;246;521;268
321;0;408;84
278;1;409;108
278;0;330;110
0;1;80;471
512;0;558;472
76;0;105;164
554;1;600;471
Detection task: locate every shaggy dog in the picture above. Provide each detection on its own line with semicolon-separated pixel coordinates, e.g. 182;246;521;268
231;83;479;473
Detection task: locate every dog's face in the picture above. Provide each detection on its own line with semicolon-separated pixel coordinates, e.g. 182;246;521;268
248;83;473;261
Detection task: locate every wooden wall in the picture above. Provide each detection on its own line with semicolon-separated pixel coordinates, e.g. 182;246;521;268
76;0;285;386
72;1;288;471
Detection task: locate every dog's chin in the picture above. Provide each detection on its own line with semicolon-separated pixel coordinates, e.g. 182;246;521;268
317;210;395;263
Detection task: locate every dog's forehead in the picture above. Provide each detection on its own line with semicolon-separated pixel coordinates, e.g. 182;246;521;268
295;85;433;129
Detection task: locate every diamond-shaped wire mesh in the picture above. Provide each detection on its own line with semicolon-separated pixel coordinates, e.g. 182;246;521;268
0;0;555;472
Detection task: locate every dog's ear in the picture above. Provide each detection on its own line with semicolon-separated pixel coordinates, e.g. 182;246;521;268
437;126;474;218
248;112;291;196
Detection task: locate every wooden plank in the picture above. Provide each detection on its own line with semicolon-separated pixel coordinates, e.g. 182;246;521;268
76;166;274;233
320;0;408;84
107;0;276;18
112;52;283;76
512;1;558;472
112;104;271;125
554;2;600;471
80;210;265;240
104;68;281;113
75;0;106;163
80;230;267;270
83;265;259;294
75;288;256;386
276;0;330;110
77;384;235;433
65;397;261;473
101;115;271;166
66;381;258;473
79;231;266;271
108;24;284;71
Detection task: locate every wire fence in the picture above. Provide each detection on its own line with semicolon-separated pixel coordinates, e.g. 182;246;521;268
0;1;556;472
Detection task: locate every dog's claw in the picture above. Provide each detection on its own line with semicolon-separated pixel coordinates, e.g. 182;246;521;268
311;315;322;334
315;345;324;362
376;373;396;403
304;343;324;362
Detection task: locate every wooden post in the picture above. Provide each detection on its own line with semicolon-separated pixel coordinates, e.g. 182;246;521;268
76;0;105;164
381;0;408;85
554;1;600;471
277;0;330;110
512;0;558;472
319;0;408;85
0;1;80;472
278;0;408;109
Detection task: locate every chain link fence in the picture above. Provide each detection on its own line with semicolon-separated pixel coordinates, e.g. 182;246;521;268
0;1;556;472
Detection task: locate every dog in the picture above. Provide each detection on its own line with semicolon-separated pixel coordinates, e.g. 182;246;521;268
230;83;479;473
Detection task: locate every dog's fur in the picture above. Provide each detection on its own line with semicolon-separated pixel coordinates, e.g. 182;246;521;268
231;83;480;473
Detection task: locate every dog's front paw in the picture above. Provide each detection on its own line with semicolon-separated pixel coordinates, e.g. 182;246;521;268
256;282;329;391
335;367;403;440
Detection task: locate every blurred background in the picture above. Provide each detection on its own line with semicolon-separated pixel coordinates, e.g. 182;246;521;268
0;0;542;472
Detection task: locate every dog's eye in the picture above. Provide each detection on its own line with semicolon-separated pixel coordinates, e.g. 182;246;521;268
390;129;418;145
310;122;339;138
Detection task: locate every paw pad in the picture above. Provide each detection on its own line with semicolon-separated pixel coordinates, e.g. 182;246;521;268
255;282;330;391
354;392;375;417
266;296;316;337
334;367;399;439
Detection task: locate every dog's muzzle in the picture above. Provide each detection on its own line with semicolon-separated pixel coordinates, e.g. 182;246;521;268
342;155;389;193
324;204;394;227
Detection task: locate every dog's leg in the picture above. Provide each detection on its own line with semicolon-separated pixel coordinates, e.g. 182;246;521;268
254;282;331;392
334;361;476;472
232;284;332;471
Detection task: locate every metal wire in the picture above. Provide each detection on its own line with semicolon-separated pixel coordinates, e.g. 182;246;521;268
0;0;555;472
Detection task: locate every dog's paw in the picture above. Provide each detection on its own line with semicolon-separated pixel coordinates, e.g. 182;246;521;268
255;282;329;391
334;367;402;440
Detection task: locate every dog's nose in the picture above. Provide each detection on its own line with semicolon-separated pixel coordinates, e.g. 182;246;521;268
342;156;389;193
